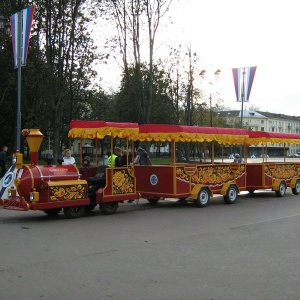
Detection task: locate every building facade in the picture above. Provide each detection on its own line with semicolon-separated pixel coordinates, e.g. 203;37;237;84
218;110;300;157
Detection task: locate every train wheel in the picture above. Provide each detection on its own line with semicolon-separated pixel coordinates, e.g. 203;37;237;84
177;198;187;205
292;180;300;195
43;208;62;217
275;181;286;197
84;203;96;212
224;185;238;204
195;188;210;207
100;202;118;215
147;198;159;204
63;206;85;219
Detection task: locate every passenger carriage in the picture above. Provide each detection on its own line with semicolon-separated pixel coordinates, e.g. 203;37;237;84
134;124;249;207
244;131;300;196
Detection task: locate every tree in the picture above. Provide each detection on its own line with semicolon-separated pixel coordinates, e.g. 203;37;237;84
34;0;98;161
99;0;172;124
115;63;175;124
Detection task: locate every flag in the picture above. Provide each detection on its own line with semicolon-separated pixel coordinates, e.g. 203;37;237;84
10;6;35;68
0;165;18;200
232;66;257;102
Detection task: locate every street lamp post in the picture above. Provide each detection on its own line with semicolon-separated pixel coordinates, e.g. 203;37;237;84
200;69;221;127
209;94;212;127
240;68;246;128
16;10;22;151
10;6;35;151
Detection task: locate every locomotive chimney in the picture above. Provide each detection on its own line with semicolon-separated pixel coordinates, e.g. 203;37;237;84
22;129;44;165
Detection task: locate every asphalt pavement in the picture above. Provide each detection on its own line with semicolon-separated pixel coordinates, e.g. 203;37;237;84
1;191;300;300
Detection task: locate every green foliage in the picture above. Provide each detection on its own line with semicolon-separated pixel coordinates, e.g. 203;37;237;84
0;0;230;160
115;63;176;124
0;0;101;158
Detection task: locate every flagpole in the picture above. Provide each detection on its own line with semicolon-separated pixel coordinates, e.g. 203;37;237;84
11;6;35;151
240;67;246;128
240;68;246;158
16;10;22;151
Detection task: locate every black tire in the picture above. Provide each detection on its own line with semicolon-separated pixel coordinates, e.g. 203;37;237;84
194;188;210;207
224;185;238;204
84;203;96;212
177;198;187;204
275;181;286;197
63;206;85;219
292;180;300;195
147;198;159;204
100;202;118;215
43;208;62;217
248;190;255;195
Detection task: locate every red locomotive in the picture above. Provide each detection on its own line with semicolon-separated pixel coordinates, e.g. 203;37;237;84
0;123;140;218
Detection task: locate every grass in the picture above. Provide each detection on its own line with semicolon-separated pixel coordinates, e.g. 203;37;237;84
151;157;172;164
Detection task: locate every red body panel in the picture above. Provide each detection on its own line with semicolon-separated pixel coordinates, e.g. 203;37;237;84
2;164;89;211
246;162;300;190
101;167;140;203
15;164;80;198
135;163;247;199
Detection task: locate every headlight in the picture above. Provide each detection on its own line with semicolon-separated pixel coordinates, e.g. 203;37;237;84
29;190;39;202
7;187;16;197
29;193;34;201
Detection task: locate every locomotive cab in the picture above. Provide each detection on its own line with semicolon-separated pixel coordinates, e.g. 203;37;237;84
1;129;90;218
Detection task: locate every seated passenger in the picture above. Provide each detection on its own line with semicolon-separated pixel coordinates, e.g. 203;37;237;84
62;149;76;165
134;147;152;165
83;156;91;167
117;149;128;167
114;147;123;167
107;150;118;167
233;153;244;163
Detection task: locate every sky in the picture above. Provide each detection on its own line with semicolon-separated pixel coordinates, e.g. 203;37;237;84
95;0;300;116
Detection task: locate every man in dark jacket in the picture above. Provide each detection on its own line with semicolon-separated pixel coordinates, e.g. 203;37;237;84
0;146;8;177
134;147;152;165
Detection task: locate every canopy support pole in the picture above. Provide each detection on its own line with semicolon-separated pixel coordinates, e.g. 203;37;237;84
171;140;176;164
95;137;98;166
211;141;214;164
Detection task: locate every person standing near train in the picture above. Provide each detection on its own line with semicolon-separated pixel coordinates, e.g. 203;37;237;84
0;145;8;177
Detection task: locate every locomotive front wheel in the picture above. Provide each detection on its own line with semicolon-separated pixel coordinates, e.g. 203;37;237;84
147;198;159;204
275;181;286;197
63;206;85;219
100;202;118;215
84;203;97;212
223;185;238;204
195;188;210;207
43;208;62;217
292;180;300;195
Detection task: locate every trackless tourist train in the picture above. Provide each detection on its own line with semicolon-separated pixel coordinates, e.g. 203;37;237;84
1;121;300;218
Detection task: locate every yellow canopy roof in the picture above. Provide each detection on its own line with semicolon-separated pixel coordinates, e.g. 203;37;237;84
68;120;139;139
137;124;249;145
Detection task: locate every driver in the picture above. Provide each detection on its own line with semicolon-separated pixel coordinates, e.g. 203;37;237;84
83;156;91;167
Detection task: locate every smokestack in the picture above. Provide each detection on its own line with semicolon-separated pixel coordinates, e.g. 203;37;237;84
22;129;44;165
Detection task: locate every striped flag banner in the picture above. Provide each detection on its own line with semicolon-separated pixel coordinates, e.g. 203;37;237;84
10;6;35;68
232;66;257;102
